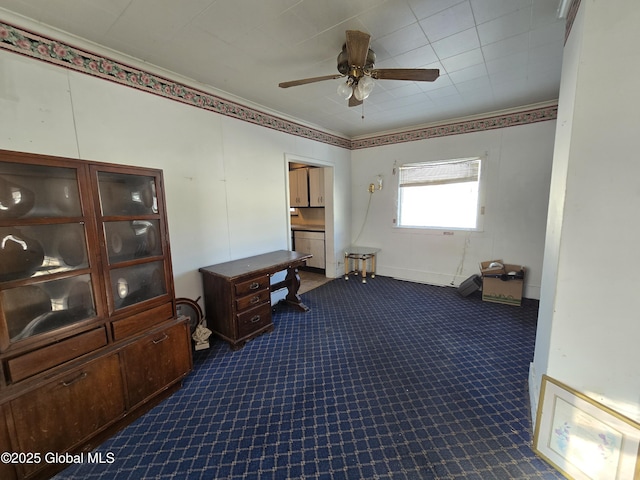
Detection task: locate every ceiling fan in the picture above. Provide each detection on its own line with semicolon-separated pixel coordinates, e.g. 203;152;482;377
278;30;439;107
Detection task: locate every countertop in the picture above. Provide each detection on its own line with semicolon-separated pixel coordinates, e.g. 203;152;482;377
291;224;325;232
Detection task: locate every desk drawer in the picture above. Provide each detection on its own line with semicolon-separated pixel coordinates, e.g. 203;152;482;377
237;303;271;338
234;274;270;297
235;288;270;312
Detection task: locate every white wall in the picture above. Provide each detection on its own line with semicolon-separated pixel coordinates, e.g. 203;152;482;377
350;121;556;299
532;0;640;424
0;49;352;306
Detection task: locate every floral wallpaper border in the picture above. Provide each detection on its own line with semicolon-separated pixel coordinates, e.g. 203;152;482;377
351;105;557;150
1;20;557;151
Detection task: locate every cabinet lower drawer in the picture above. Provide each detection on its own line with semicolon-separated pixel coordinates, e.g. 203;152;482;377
237;303;272;338
6;327;108;383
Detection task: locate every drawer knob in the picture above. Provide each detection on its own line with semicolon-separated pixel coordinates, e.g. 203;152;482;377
249;282;260;290
250;296;260;304
250;315;261;323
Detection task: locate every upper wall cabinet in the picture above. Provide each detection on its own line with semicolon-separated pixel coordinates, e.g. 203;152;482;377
289;167;325;208
289;168;309;207
308;168;325;207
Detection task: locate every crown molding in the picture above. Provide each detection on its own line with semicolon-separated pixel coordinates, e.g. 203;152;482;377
1;15;557;152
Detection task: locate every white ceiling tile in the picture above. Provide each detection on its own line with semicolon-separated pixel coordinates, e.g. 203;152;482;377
358;1;418;38
440;48;484;73
481;32;529;61
456;75;492;93
431;27;481;59
469;0;531;25
476;6;532;46
376;22;429;57
289;0;384;34
529;22;565;49
485;51;528;75
407;0;467;21
448;62;488;83
393;44;439;68
419;2;476;43
387;82;424;98
428;84;459;99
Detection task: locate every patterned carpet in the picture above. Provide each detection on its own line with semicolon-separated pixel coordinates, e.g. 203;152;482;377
55;276;562;479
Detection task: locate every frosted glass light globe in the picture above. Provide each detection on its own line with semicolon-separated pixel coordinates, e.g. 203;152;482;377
337;82;353;100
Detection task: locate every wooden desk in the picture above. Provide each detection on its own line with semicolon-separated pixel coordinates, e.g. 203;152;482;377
199;250;312;349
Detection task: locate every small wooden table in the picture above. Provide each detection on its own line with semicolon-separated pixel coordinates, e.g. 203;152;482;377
344;246;380;283
199;250;312;349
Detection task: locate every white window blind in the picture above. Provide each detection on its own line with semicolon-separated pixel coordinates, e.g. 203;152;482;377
399;158;481;187
397;157;482;229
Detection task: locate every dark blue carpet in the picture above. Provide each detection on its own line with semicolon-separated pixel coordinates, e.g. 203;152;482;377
55;276;562;479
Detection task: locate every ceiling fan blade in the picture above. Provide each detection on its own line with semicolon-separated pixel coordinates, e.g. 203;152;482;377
371;68;440;82
349;96;362;107
345;30;371;68
279;74;343;88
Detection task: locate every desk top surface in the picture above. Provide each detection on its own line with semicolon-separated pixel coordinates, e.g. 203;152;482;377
199;250;312;279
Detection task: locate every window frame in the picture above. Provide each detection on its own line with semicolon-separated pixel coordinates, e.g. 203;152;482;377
394;156;485;232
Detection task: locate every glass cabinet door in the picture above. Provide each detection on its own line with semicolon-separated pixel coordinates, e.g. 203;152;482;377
2;275;96;341
97;172;157;216
0;160;99;347
96;169;169;313
0;162;82;219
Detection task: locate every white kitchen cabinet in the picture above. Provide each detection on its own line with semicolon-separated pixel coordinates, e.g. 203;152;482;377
289;168;309;207
293;230;325;269
308;168;325;207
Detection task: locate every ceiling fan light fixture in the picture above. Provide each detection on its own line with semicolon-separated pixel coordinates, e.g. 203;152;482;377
337;81;353;100
353;76;374;101
359;75;375;95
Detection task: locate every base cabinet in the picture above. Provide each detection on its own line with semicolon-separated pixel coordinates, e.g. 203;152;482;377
294;230;325;269
10;355;125;478
122;321;192;408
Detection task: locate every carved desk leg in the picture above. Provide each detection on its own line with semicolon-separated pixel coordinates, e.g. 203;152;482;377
285;264;310;312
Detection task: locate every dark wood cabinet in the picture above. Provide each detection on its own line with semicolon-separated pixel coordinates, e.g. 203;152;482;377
0;149;192;479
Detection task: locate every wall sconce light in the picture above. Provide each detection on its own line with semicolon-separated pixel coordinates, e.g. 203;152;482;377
368;175;383;193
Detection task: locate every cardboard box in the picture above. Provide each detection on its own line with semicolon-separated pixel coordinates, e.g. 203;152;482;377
479;260;525;306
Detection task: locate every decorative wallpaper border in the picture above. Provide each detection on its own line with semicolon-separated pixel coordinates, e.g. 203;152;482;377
351;105;558;150
0;20;557;151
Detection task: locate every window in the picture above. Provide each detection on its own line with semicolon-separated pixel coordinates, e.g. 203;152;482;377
397;157;482;230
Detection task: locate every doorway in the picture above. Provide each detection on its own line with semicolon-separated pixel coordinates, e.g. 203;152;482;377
284;154;335;279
